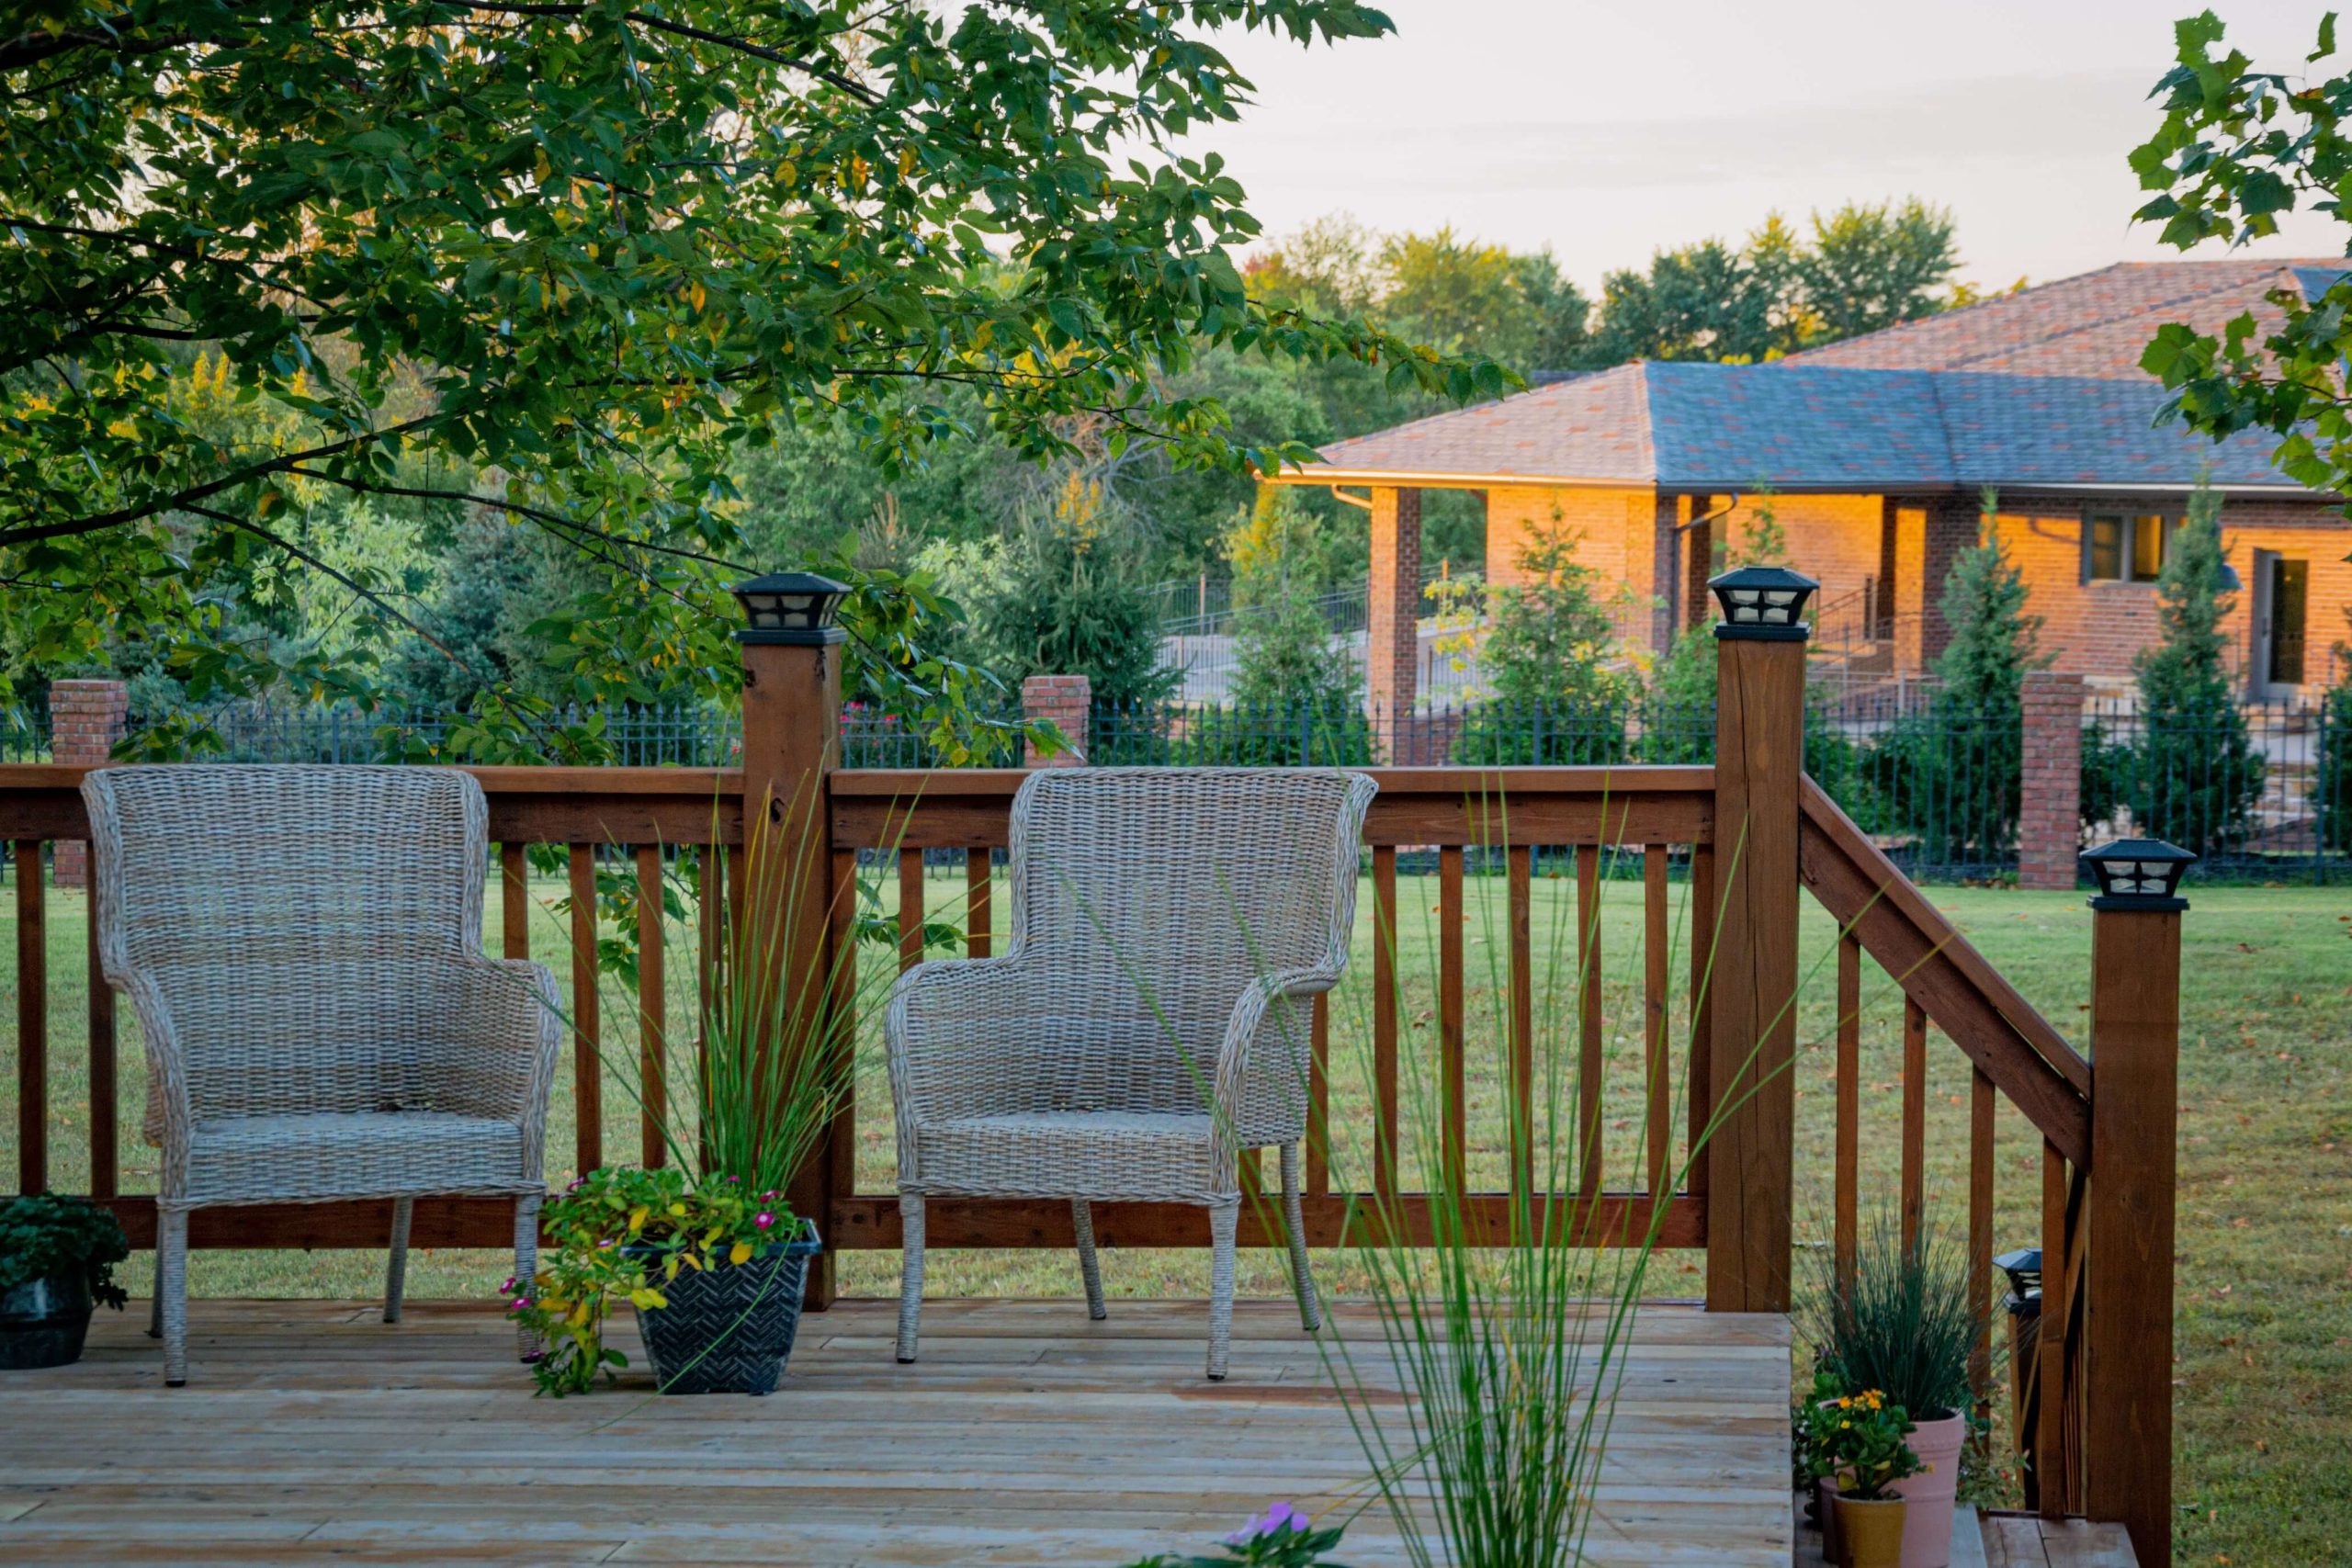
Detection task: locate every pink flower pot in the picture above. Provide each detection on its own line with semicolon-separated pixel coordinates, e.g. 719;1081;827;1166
1886;1410;1966;1567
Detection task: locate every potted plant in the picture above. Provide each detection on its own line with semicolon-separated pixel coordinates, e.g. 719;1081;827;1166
0;1194;130;1370
513;825;861;1396
1807;1388;1922;1568
1805;1214;1982;1567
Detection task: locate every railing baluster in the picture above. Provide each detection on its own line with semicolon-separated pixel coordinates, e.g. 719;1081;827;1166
88;858;117;1201
1902;994;1927;1253
568;844;602;1174
1576;843;1603;1203
1507;843;1532;1199
500;843;529;961
828;848;858;1213
1687;844;1713;1201
1969;1064;1995;1416
965;848;991;958
15;840;47;1194
635;845;665;1168
1306;993;1329;1199
1835;933;1860;1292
1643;845;1669;1214
898;848;924;975
2038;1140;2075;1518
1373;844;1399;1199
1439;843;1465;1194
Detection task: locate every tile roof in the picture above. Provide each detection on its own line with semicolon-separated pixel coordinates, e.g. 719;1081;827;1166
1782;259;2349;378
1300;262;2340;494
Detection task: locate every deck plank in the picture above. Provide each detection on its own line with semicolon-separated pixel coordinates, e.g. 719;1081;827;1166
1;1298;1790;1567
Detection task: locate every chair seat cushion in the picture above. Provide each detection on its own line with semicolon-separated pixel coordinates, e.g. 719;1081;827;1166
182;1111;535;1205
909;1111;1219;1203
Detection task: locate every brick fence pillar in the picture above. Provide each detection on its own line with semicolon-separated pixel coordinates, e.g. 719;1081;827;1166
1366;486;1421;750
1022;674;1091;767
50;679;129;887
2017;671;2086;891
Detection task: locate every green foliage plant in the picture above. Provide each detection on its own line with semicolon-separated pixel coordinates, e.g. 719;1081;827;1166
3;0;1497;734
511;790;880;1395
1867;490;2048;864
1301;799;1826;1568
1226;489;1363;721
973;476;1179;712
1451;510;1633;764
1802;1211;1980;1425
0;1193;131;1310
2125;481;2265;856
2133;12;2352;505
1126;1504;1351;1567
1804;1387;1924;1501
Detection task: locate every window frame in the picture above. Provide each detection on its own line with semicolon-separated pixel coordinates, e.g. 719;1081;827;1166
2082;508;2177;585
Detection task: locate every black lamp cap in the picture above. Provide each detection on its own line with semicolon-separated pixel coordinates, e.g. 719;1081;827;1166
2079;836;2196;912
731;570;849;646
1708;564;1818;642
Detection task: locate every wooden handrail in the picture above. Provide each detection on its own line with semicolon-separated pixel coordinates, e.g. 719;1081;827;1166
1796;776;2091;1168
831;764;1716;850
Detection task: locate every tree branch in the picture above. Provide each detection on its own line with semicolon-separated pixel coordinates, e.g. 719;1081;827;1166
0;415;441;548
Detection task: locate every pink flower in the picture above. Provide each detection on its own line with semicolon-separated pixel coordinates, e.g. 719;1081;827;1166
754;1212;775;1230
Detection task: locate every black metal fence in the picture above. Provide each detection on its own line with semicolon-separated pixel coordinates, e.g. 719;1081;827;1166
10;686;2348;883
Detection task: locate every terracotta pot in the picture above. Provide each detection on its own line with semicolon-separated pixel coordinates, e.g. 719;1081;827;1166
1887;1410;1966;1566
1815;1476;1845;1564
1834;1493;1908;1568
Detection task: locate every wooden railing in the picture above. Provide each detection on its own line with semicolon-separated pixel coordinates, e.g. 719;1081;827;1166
823;765;1718;1262
0;610;2186;1566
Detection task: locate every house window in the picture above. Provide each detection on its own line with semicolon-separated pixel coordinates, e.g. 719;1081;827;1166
2086;512;2171;583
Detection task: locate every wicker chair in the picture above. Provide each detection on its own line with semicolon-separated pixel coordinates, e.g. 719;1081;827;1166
887;767;1376;1380
82;765;561;1386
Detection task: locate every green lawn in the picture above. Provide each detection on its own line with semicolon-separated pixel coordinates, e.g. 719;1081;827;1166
3;863;2346;1565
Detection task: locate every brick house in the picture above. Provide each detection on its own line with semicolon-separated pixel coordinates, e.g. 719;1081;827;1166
1268;260;2352;714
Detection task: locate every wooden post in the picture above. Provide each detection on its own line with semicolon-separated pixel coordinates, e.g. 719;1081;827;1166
2084;871;2185;1568
1703;567;1813;1314
734;574;847;1311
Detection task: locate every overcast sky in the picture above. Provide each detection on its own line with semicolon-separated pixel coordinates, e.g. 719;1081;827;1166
1188;1;2346;292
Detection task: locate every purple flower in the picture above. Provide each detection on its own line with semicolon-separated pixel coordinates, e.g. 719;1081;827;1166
1225;1502;1309;1547
726;1174;741;1183
510;1295;531;1310
754;1212;775;1231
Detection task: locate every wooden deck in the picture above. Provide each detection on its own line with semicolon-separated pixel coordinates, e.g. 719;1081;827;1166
0;1296;1791;1566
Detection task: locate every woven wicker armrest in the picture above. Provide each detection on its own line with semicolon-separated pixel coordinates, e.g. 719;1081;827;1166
884;956;1060;1124
430;957;564;1129
1211;967;1334;1151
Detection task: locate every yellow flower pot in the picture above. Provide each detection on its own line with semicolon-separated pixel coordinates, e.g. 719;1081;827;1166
1833;1493;1908;1568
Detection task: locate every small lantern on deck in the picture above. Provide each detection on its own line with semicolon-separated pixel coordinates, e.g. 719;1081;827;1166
731;571;848;646
1708;565;1817;641
2078;837;2196;911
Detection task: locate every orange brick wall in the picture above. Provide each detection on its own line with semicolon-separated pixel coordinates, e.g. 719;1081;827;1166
1991;493;2352;688
1714;492;1885;615
1483;486;1679;652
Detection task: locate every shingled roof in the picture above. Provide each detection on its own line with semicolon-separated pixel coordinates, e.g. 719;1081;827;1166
1784;259;2349;378
1292;260;2339;494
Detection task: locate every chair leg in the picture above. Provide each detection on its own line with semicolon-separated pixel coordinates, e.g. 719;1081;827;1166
513;1193;542;1363
1281;1143;1321;1334
157;1206;189;1387
1206;1199;1238;1382
384;1197;414;1325
896;1192;926;1364
1072;1198;1108;1321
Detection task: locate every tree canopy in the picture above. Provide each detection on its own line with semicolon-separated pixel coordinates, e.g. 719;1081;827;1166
2;0;1491;753
2133;10;2352;530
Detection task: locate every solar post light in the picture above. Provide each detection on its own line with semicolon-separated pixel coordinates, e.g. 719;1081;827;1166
2077;838;2195;911
731;571;849;645
1708;564;1817;641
